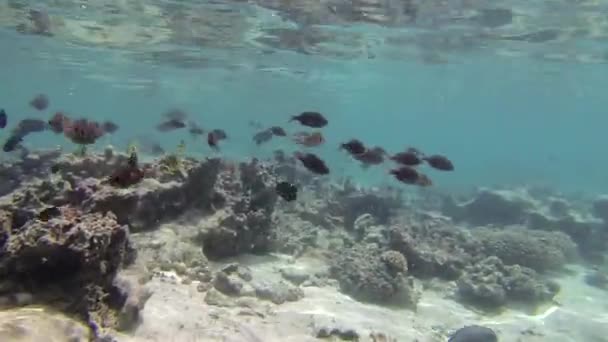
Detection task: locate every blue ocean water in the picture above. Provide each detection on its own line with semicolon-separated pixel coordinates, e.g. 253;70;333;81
2;25;606;195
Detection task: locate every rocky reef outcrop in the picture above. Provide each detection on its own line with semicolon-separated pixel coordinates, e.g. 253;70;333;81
198;159;278;260
0;148;285;338
475;227;577;272
0;206;141;333
456;256;559;311
387;215;479;280
329;244;420;308
58;153;223;232
443;187;605;262
290;183;403;231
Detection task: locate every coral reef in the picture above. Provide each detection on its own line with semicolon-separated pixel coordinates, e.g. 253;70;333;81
198;159;278;260
388;223;478;280
1;144;603;337
0;207;138;333
330;244;420;307
442;188;535;226
475;227;577;272
456;256;559;310
443;187;605;262
81;158;222;231
291;184;402;231
0;149;62;196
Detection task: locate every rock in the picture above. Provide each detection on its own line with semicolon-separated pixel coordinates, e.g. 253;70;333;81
388;226;473;280
476;227;577;272
111;271;153;331
221;263;253;281
280;266;310;285
82;159;222;232
316;327;359;340
353;213;375;237
204;288;235;307
584;270;608;290
381;250;408;275
592;195;608;222
213;271;245;296
252;280;304;304
0;208;135;331
330;244;420;307
456;256;559;311
448;325;497;342
199;159;278;260
442;188;535;226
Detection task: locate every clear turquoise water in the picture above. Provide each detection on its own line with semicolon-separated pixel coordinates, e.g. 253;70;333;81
1;2;607;194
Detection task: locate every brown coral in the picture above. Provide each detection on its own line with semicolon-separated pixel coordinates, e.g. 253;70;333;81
381;250;408;274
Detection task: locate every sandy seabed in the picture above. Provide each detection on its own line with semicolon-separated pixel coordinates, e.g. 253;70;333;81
115;256;608;342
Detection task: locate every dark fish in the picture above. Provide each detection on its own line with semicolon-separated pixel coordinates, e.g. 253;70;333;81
208;129;227;150
0;109;6;129
390;166;420;185
295;152;330;175
15;118;47;135
290;111;328;128
448;325;497;342
188;122;204;137
164;108;188;121
211;129;227;140
424;154;454;171
3;134;24;152
293;131;325;147
391;150;423;166
48;112;68;133
37;206;61;221
29;94;49;111
253;129;274;145
156;119;186;132
248;120;264;129
270;126;287;136
102;120;119;134
275;181;297;201
416;173;433;187
354;146;386;166
340;139;366;155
